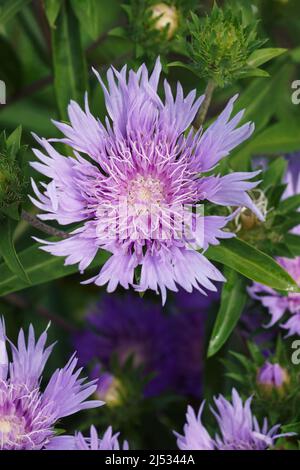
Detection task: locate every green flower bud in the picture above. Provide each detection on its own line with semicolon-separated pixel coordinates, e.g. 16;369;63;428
188;4;265;86
0;155;25;211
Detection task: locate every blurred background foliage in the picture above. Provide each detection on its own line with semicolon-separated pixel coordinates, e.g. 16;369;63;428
0;0;300;449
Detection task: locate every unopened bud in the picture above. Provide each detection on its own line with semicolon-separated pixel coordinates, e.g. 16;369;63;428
0;157;24;210
257;362;290;396
97;372;124;407
150;3;179;39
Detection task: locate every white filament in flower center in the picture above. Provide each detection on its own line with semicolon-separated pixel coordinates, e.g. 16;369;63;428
0;414;25;446
128;175;164;207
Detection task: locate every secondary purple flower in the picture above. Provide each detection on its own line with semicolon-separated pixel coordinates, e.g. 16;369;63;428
257;362;289;395
283;152;300;235
73;294;175;397
170;291;217;397
0;318;102;450
30;58;262;303
248;257;300;336
46;425;128;450
175;388;290;450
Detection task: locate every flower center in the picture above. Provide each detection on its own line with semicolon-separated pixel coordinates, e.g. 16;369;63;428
128;175;164;207
0;414;26;447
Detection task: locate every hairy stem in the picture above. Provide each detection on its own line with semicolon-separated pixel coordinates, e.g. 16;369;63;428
21;210;69;239
193;79;216;129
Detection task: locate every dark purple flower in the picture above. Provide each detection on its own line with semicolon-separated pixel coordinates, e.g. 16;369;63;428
175;388;291;450
30;58;263;304
171;304;208;397
74;294;175;397
0;318;102;450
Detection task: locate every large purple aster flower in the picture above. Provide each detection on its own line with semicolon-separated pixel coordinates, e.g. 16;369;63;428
175;388;290;450
0;318;102;450
46;425;128;450
74;294;175;397
30;58;262;303
248;257;300;336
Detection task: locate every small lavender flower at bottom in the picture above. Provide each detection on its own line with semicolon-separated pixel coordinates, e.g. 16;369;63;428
175;388;293;450
46;426;128;450
0;318;103;450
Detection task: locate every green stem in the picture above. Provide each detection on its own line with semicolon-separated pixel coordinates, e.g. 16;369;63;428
194;79;216;129
21;210;69;239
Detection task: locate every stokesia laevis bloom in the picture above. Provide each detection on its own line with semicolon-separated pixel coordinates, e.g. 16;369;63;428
46;425;128;450
30;58;263;304
73;294;175;397
175;388;291;450
0;318;102;450
248;257;300;336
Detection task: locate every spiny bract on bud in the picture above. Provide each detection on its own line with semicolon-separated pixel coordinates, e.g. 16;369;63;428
0;157;24;212
188;4;265;86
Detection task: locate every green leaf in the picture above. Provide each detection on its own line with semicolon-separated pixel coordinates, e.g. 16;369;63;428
0;218;30;285
108;26;127;39
6;125;22;160
230;63;293;170
261;157;287;190
0;0;31;24
44;0;62;28
0;36;22;97
290;46;300;63
247;121;300;155
238;67;270;79
273;212;300;233
247;48;287;68
278;194;300;214
72;0;116;40
0;240;110;297
207;268;247;357
206;238;300;293
284;233;300;257
51;0;88;120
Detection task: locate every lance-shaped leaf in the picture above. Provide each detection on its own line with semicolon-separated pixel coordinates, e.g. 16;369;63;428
206;238;299;293
261;157;287;190
0;240;110;297
44;0;62;28
207;268;247;357
51;0;88;120
285;233;300;257
0;0;31;25
278;194;300;214
0;218;30;285
247;48;287;68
